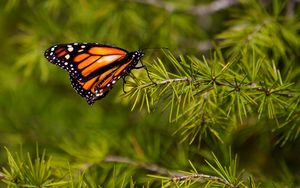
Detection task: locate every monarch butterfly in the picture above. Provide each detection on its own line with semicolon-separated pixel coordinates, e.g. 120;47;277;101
44;43;145;105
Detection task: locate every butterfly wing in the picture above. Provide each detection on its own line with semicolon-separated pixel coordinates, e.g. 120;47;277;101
44;43;128;81
44;43;144;105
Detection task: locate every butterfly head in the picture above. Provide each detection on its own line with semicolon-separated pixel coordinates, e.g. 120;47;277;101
133;50;144;60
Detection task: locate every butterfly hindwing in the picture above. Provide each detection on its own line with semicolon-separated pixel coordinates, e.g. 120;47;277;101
69;76;96;105
45;42;144;105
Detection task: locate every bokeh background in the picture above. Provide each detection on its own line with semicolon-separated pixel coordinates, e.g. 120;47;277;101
0;0;299;187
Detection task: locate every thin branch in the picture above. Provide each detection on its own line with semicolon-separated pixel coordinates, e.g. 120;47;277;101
104;155;170;175
188;0;238;16
245;20;270;43
104;155;236;187
135;0;239;16
286;0;300;17
134;0;176;13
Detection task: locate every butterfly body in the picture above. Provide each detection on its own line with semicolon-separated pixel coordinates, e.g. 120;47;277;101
44;43;144;105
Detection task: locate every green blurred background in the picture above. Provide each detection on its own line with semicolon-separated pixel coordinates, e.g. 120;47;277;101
0;1;217;186
0;0;299;187
0;0;209;150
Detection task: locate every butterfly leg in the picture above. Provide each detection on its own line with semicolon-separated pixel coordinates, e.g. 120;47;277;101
135;64;157;85
122;76;127;93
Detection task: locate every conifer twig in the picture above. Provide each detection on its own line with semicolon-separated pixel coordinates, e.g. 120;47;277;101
135;77;296;98
154;77;193;85
104;155;236;187
170;174;236;188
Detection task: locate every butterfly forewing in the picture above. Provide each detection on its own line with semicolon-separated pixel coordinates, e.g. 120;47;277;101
44;42;144;105
44;43;128;81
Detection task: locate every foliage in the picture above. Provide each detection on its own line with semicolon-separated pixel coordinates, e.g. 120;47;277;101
1;147;67;187
0;0;299;187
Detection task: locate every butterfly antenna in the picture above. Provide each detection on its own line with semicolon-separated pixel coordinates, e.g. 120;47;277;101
140;47;170;52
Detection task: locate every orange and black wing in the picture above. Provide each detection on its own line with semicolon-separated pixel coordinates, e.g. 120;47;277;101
44;43;144;105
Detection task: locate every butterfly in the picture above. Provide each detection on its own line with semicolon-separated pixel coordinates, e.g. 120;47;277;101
44;43;145;105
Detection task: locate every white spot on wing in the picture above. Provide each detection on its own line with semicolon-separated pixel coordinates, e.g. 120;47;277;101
68;47;74;52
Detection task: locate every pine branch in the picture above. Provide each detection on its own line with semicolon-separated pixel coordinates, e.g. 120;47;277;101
126;44;299;143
